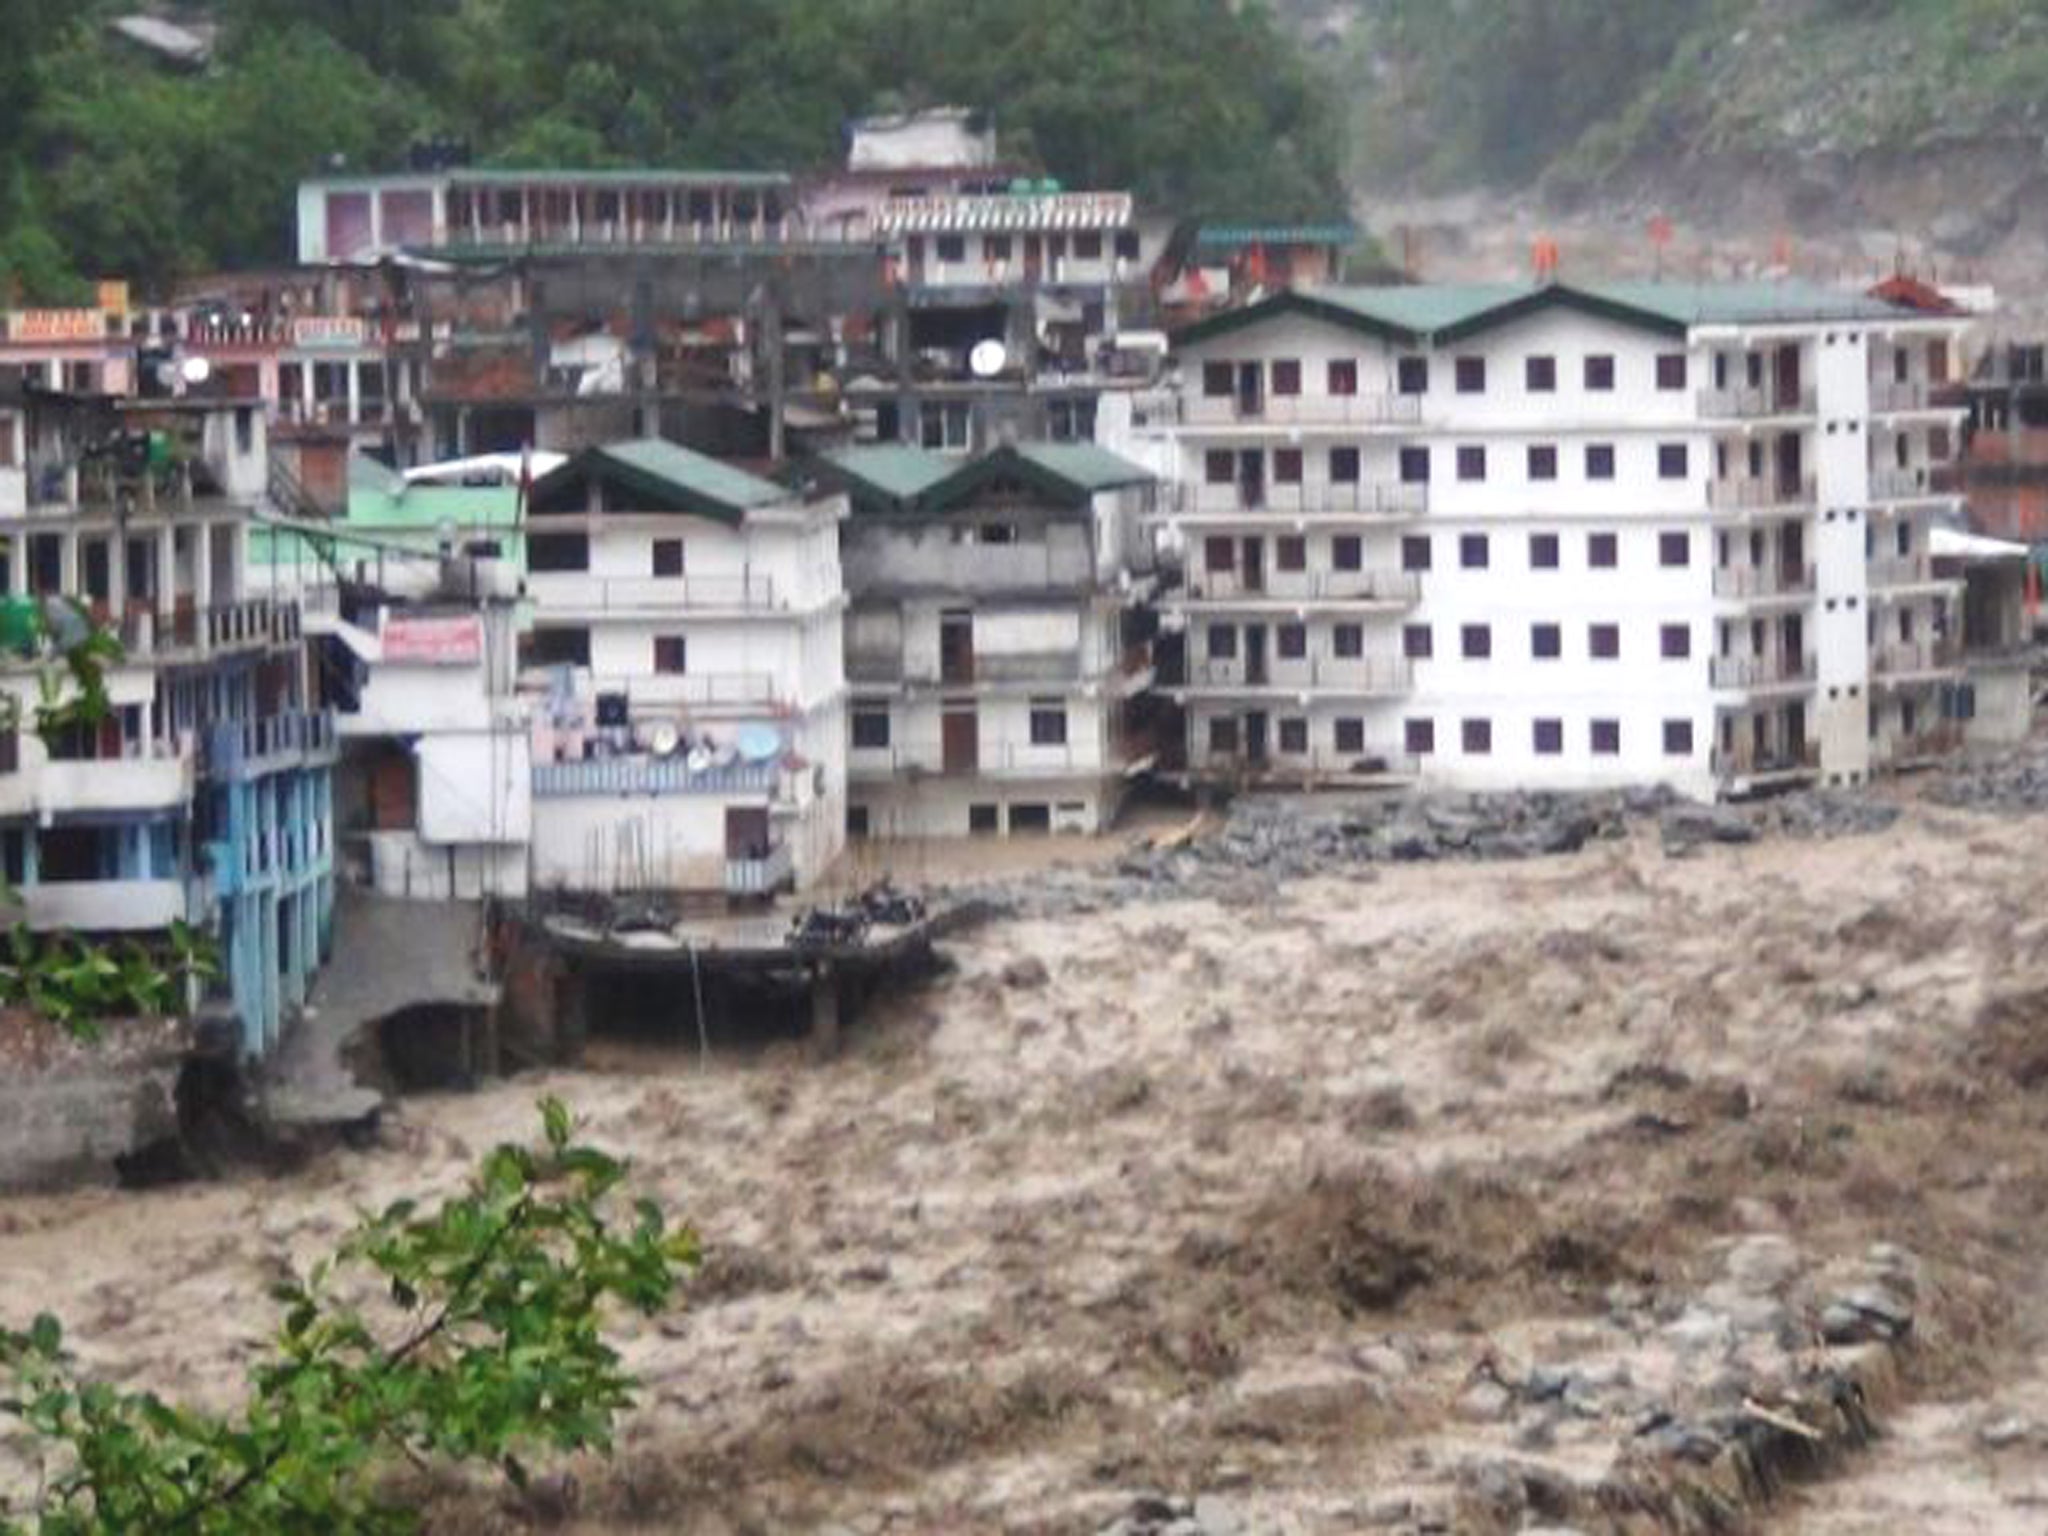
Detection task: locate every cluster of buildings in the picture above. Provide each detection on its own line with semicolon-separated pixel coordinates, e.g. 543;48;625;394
0;108;2031;1068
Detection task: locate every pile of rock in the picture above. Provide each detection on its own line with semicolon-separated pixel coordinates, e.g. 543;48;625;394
1926;737;2048;814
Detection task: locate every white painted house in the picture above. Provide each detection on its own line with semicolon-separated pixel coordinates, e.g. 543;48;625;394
519;440;847;895
1157;281;1971;798
823;443;1158;838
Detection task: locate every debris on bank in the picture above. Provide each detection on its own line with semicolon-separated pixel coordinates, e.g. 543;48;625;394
1925;735;2048;814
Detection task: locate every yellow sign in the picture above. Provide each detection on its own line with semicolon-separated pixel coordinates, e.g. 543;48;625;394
8;310;108;343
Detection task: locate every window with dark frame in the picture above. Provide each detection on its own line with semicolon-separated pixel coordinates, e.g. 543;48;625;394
1656;353;1687;391
1328;359;1358;396
653;635;687;674
1459;532;1489;568
1531;622;1561;659
1204;536;1235;572
1461;623;1491;659
1658;531;1690;567
1406;718;1435;755
1335;717;1366;754
1278;718;1309;754
1591;719;1621;755
1589;623;1620;659
1202;362;1232;397
1403;624;1432;659
1462;718;1492;755
1399;445;1431;483
1330;445;1361;483
1657;443;1689;480
1271;359;1302;396
1529;532;1559;568
1208;623;1237;659
851;705;891;749
1660;624;1691;658
1276;536;1307;572
1533;718;1564;755
1029;699;1068;746
651;538;685;577
1455;356;1486;393
1664;719;1695;755
1204;449;1234;483
1401;534;1432;571
1526;355;1557;392
1333;623;1364;658
1397;356;1429;394
1585;354;1616;390
1586;443;1616;479
1332;535;1363;571
1457;445;1487;482
1528;444;1558;481
1277;622;1307;658
1274;447;1303;484
1588;531;1618;567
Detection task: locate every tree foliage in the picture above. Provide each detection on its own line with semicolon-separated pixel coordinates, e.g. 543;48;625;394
0;1101;698;1533
2;0;1345;297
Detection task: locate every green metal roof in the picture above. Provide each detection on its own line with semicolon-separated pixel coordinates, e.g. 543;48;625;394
815;445;953;513
1007;442;1154;493
1194;224;1357;249
531;438;786;523
1174;279;1920;350
923;442;1154;513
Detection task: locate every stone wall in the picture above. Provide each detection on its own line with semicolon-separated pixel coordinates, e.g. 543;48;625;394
0;1017;194;1193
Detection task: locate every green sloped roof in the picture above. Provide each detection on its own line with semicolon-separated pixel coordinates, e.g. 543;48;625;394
531;438;786;522
1007;442;1153;492
923;442;1154;513
1175;279;1921;350
1194;224;1357;249
817;445;953;512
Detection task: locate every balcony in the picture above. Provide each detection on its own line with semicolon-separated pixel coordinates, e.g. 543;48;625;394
1706;476;1817;513
524;572;787;614
1183;392;1422;429
1867;553;1939;589
1190;747;1422;783
1709;653;1817;691
20;878;191;934
32;749;195;816
724;842;795;898
1179;570;1421;606
1869;380;1937;413
1167;481;1429;518
549;672;787;711
848;740;1107;780
532;755;781;799
202;709;337;780
1697;385;1817;419
1871;640;1962;682
1868;466;1952;502
1178;655;1414;698
1711;740;1820;781
1711;563;1816;600
1884;723;1966;764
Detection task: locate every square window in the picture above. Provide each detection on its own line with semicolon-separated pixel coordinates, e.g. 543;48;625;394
1461;718;1492;755
847;804;871;839
1029;701;1068;746
1397;356;1429;395
1399;445;1431;483
1332;535;1363;571
1278;718;1309;754
1274;447;1303;484
851;706;891;749
1664;719;1695;755
1455;356;1486;393
1656;353;1687;391
1329;446;1361;483
1207;623;1238;660
1335;717;1365;754
651;538;685;577
1659;531;1690;567
1400;535;1431;572
1528;444;1558;481
1585;354;1616;390
1586;443;1616;479
1406;718;1435;755
1403;624;1432;659
1204;449;1233;484
1660;623;1691;658
1591;719;1621;755
1276;535;1307;572
1456;445;1487;482
969;803;1000;834
1459;532;1489;569
1204;536;1235;573
1208;717;1240;754
1333;624;1364;658
653;635;687;674
1658;443;1689;480
1461;623;1491;659
1588;532;1618;568
1271;359;1302;396
1531;622;1561;659
1202;362;1232;397
1529;532;1559;568
1526;355;1557;392
1589;623;1620;659
1533;718;1564;755
1277;622;1307;658
1328;359;1358;396
935;233;965;262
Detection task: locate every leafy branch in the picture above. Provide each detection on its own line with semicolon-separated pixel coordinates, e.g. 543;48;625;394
0;1100;699;1534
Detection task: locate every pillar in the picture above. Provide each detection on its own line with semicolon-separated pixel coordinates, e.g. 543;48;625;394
809;962;840;1057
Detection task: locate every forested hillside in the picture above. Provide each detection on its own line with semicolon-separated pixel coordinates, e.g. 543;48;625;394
0;0;1342;298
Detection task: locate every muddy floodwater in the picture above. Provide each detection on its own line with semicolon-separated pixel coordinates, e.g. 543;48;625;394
5;806;2048;1532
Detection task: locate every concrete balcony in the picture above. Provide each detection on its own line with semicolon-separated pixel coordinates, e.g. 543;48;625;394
848;740;1110;781
1166;481;1429;518
1871;640;1962;683
1176;655;1414;699
572;671;787;711
1868;466;1953;502
1712;563;1816;601
1868;380;1962;415
21;878;190;933
202;709;337;781
1711;740;1820;783
1709;653;1817;692
1177;569;1421;607
34;750;195;816
1187;747;1422;784
1706;477;1817;513
1881;723;1966;765
79;598;306;665
1697;385;1816;419
724;842;795;898
524;572;789;615
1182;393;1422;429
1867;553;1943;590
532;755;780;799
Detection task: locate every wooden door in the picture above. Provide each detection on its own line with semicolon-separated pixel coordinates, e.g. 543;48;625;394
724;805;770;860
942;707;978;775
940;611;974;684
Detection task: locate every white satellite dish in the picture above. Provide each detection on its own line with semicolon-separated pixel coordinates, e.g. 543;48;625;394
648;723;680;757
685;746;713;775
968;339;1008;378
179;355;212;386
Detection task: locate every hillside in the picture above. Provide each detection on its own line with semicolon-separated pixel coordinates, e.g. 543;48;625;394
1317;0;2048;291
0;0;1343;298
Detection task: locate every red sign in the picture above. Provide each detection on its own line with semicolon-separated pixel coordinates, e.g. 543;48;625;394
382;615;482;665
9;309;109;343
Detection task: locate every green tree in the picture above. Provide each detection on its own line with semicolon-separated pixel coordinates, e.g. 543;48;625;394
0;1101;698;1533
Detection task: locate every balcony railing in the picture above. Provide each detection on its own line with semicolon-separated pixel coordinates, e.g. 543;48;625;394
1869;380;1935;412
524;572;786;612
1181;569;1421;605
848;740;1106;778
1868;466;1948;501
1190;747;1423;781
1711;563;1816;600
1709;653;1817;690
1185;393;1423;428
724;842;795;898
1168;481;1429;516
533;755;781;799
202;708;336;779
557;672;787;709
1867;553;1936;588
1698;385;1817;419
1180;655;1414;695
1885;723;1966;762
1871;640;1962;679
1711;740;1820;779
1706;476;1817;511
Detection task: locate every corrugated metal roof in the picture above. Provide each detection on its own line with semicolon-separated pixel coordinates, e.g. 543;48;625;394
819;445;953;506
451;167;791;189
876;192;1133;235
1008;442;1153;492
1583;280;1908;326
1194;224;1356;249
597;438;786;509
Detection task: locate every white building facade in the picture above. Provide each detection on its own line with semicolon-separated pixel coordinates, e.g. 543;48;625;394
519;441;847;896
1157;282;1970;798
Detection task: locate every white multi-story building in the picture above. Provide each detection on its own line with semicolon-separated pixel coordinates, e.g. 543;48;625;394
518;440;847;895
1156;281;1970;798
823;443;1157;838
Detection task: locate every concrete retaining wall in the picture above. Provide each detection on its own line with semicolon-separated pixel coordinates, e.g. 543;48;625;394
0;1017;194;1192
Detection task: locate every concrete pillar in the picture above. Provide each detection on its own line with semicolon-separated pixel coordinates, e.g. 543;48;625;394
809;962;840;1057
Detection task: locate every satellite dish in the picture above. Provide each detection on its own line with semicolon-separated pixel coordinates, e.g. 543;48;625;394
648;723;680;758
969;339;1007;378
179;355;212;386
685;746;713;775
736;723;782;763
